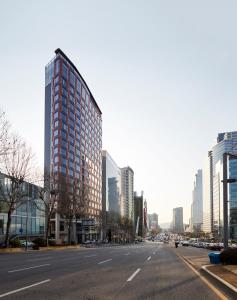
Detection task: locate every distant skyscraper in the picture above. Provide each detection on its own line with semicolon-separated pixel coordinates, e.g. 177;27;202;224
121;167;134;222
102;150;121;239
172;207;183;233
44;49;102;242
191;169;203;232
134;191;144;237
148;213;159;231
144;199;148;234
102;150;121;214
203;131;237;240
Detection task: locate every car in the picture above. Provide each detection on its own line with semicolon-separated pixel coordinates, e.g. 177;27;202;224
182;241;189;246
83;240;92;244
20;240;35;247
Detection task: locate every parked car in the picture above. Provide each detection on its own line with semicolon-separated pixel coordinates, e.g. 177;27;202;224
20;240;35;247
182;241;189;246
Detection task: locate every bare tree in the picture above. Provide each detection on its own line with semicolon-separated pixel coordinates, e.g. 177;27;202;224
35;171;58;246
0;110;10;160
0;135;34;247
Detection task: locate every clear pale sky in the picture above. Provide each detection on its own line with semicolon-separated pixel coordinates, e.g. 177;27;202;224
1;0;237;224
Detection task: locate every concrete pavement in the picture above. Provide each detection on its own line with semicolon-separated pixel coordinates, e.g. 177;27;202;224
0;242;229;299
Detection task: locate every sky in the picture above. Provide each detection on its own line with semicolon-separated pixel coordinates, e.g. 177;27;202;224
1;0;237;224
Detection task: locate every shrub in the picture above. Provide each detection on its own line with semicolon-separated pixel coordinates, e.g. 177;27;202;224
32;237;46;247
220;248;237;265
48;239;56;246
9;238;21;248
32;244;39;250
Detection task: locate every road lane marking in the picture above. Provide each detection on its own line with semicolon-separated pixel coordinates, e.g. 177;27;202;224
147;256;151;261
27;257;52;262
8;264;50;273
127;268;141;282
0;279;51;298
98;259;112;265
84;255;97;258
178;255;228;300
124;253;130;255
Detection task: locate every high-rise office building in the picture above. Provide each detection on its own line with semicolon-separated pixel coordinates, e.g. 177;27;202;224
191;169;203;233
102;150;121;239
148;213;159;231
44;49;102;242
172;207;183;234
121;167;134;223
202;153;212;233
102;151;121;214
134;192;144;237
203;131;237;240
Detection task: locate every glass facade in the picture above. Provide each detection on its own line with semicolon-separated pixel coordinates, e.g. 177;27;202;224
45;49;102;240
206;132;237;240
0;173;45;238
191;169;203;232
102;150;121;215
172;207;184;233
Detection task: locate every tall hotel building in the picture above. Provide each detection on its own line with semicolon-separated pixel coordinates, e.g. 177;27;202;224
45;49;102;242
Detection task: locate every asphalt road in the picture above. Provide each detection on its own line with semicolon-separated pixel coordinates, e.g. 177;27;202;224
0;242;222;299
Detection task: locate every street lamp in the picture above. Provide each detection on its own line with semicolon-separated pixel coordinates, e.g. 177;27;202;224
222;152;237;250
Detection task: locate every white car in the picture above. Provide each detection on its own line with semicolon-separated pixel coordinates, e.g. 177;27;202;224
182;241;189;246
20;240;35;247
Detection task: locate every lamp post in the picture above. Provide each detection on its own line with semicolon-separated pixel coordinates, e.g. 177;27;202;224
222;152;237;250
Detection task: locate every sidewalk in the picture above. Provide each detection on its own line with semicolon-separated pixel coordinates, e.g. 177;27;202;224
174;245;237;293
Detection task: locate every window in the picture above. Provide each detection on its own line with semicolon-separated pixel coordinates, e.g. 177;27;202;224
86;93;89;105
62;88;68;97
55;60;60;74
54;103;59;111
61;166;66;174
62;63;68;79
70;71;76;86
76;79;81;94
55;85;59;93
82;87;85;99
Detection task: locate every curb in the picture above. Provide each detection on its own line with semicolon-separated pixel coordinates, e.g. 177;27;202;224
202;265;237;294
181;255;237;294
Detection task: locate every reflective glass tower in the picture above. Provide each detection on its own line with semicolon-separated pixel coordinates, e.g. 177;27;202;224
205;131;237;240
45;49;102;241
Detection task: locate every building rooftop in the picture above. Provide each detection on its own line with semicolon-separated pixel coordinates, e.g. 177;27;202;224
55;48;102;115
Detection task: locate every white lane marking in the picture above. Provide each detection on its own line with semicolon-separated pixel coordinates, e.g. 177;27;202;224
127;268;141;282
124;253;130;256
98;259;112;265
8;264;50;273
147;256;151;261
27;257;52;262
0;279;51;298
84;255;97;258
